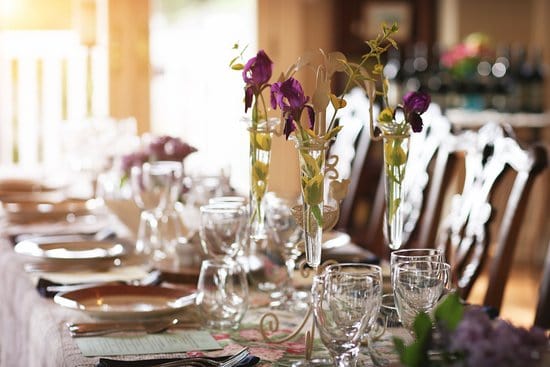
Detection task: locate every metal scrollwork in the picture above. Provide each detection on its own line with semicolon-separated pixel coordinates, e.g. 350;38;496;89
325;154;340;180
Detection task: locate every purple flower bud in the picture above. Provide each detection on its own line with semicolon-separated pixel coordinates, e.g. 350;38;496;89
402;91;431;133
403;91;431;115
270;77;315;139
242;50;273;87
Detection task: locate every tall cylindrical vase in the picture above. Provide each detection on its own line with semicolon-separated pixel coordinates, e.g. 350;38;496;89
382;131;410;250
293;139;329;268
247;118;279;240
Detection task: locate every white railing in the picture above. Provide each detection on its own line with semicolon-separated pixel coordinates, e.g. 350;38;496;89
0;30;107;167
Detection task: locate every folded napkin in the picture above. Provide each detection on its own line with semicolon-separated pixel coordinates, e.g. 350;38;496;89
36;270;162;298
96;355;260;367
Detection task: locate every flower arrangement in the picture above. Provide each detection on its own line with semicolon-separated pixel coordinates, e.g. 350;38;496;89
441;32;492;80
394;293;549;367
120;135;197;179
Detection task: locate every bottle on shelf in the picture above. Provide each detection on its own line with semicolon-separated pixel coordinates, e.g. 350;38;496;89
524;46;545;113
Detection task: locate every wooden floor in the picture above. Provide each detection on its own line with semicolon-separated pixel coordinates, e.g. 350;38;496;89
467;263;543;327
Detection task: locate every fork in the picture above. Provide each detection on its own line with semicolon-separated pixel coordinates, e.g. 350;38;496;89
152;347;250;367
68;318;188;337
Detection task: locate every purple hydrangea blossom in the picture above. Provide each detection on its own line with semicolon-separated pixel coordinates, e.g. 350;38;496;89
270;77;314;139
242;50;273;113
120;136;197;174
446;307;548;367
148;135;197;162
402;91;431;132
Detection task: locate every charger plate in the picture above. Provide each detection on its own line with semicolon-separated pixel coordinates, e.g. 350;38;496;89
54;284;196;319
14;239;126;261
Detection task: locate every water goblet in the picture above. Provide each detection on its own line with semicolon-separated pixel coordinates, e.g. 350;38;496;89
312;263;383;367
196;259;248;330
131;161;183;259
393;260;451;331
199;203;248;261
264;193;307;310
390;248;445;287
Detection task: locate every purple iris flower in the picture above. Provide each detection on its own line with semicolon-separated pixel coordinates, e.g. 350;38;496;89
402;91;431;132
242;50;273;113
270;77;315;139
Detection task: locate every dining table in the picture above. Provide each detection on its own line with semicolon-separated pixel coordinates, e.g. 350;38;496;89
0;210;399;367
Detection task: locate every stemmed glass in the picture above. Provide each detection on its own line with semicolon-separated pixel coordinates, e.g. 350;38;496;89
199;203;248;262
265;193;307;310
131;161;183;260
312;263;382;367
393;260;451;331
390;248;446;287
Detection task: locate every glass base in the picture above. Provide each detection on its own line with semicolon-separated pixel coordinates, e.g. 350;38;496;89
291;358;333;367
269;290;309;312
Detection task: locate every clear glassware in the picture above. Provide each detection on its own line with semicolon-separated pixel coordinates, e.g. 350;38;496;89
393;260;451;331
199;203;248;261
196;259;248;330
312;263;382;367
131;161;183;259
265;193;307;310
208;196;250;251
365;294;403;367
390;248;445;287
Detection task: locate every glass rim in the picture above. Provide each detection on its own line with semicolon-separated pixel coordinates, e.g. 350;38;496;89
394;260;451;271
391;248;443;256
200;202;247;213
390;248;444;260
209;196;247;204
324;262;382;275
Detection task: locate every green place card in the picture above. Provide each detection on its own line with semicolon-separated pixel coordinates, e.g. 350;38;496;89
76;331;221;357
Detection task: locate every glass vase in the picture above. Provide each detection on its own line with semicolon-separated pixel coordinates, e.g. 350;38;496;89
382;130;410;250
292;138;330;268
246;117;279;240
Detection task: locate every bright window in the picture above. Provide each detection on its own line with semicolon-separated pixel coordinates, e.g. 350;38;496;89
150;0;257;193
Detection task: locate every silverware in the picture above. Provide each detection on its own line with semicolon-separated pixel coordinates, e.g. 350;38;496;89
152;348;250;367
67;318;199;337
24;261;116;273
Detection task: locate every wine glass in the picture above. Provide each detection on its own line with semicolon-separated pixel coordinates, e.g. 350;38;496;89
393;260;451;331
131;161;183;260
199;203;248;261
265;193;307;310
196;259;248;330
312;263;382;367
390;248;445;287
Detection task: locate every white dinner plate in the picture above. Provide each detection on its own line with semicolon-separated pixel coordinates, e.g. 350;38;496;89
54;284;196;319
14;239;126;260
322;231;351;249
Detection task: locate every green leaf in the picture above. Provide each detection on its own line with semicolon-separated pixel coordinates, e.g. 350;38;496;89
303;173;323;205
300;151;321;177
384;141;407;166
311;204;323;229
231;63;244;70
434;292;464;331
251;131;272;151
323;126;343;141
253;161;268;181
413;312;432;342
392;312;434;367
229;56;239;67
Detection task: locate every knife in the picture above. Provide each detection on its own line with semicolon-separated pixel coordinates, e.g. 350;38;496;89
67;318;200;337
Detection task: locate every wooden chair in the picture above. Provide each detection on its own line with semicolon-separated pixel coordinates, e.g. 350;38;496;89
329;88;380;237
431;122;547;310
535;239;550;328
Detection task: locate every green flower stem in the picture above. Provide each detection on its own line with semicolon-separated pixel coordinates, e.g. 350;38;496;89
383;133;409;250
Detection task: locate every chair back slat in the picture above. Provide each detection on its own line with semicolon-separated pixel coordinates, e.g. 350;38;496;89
434;123;547;309
535;239;550;328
